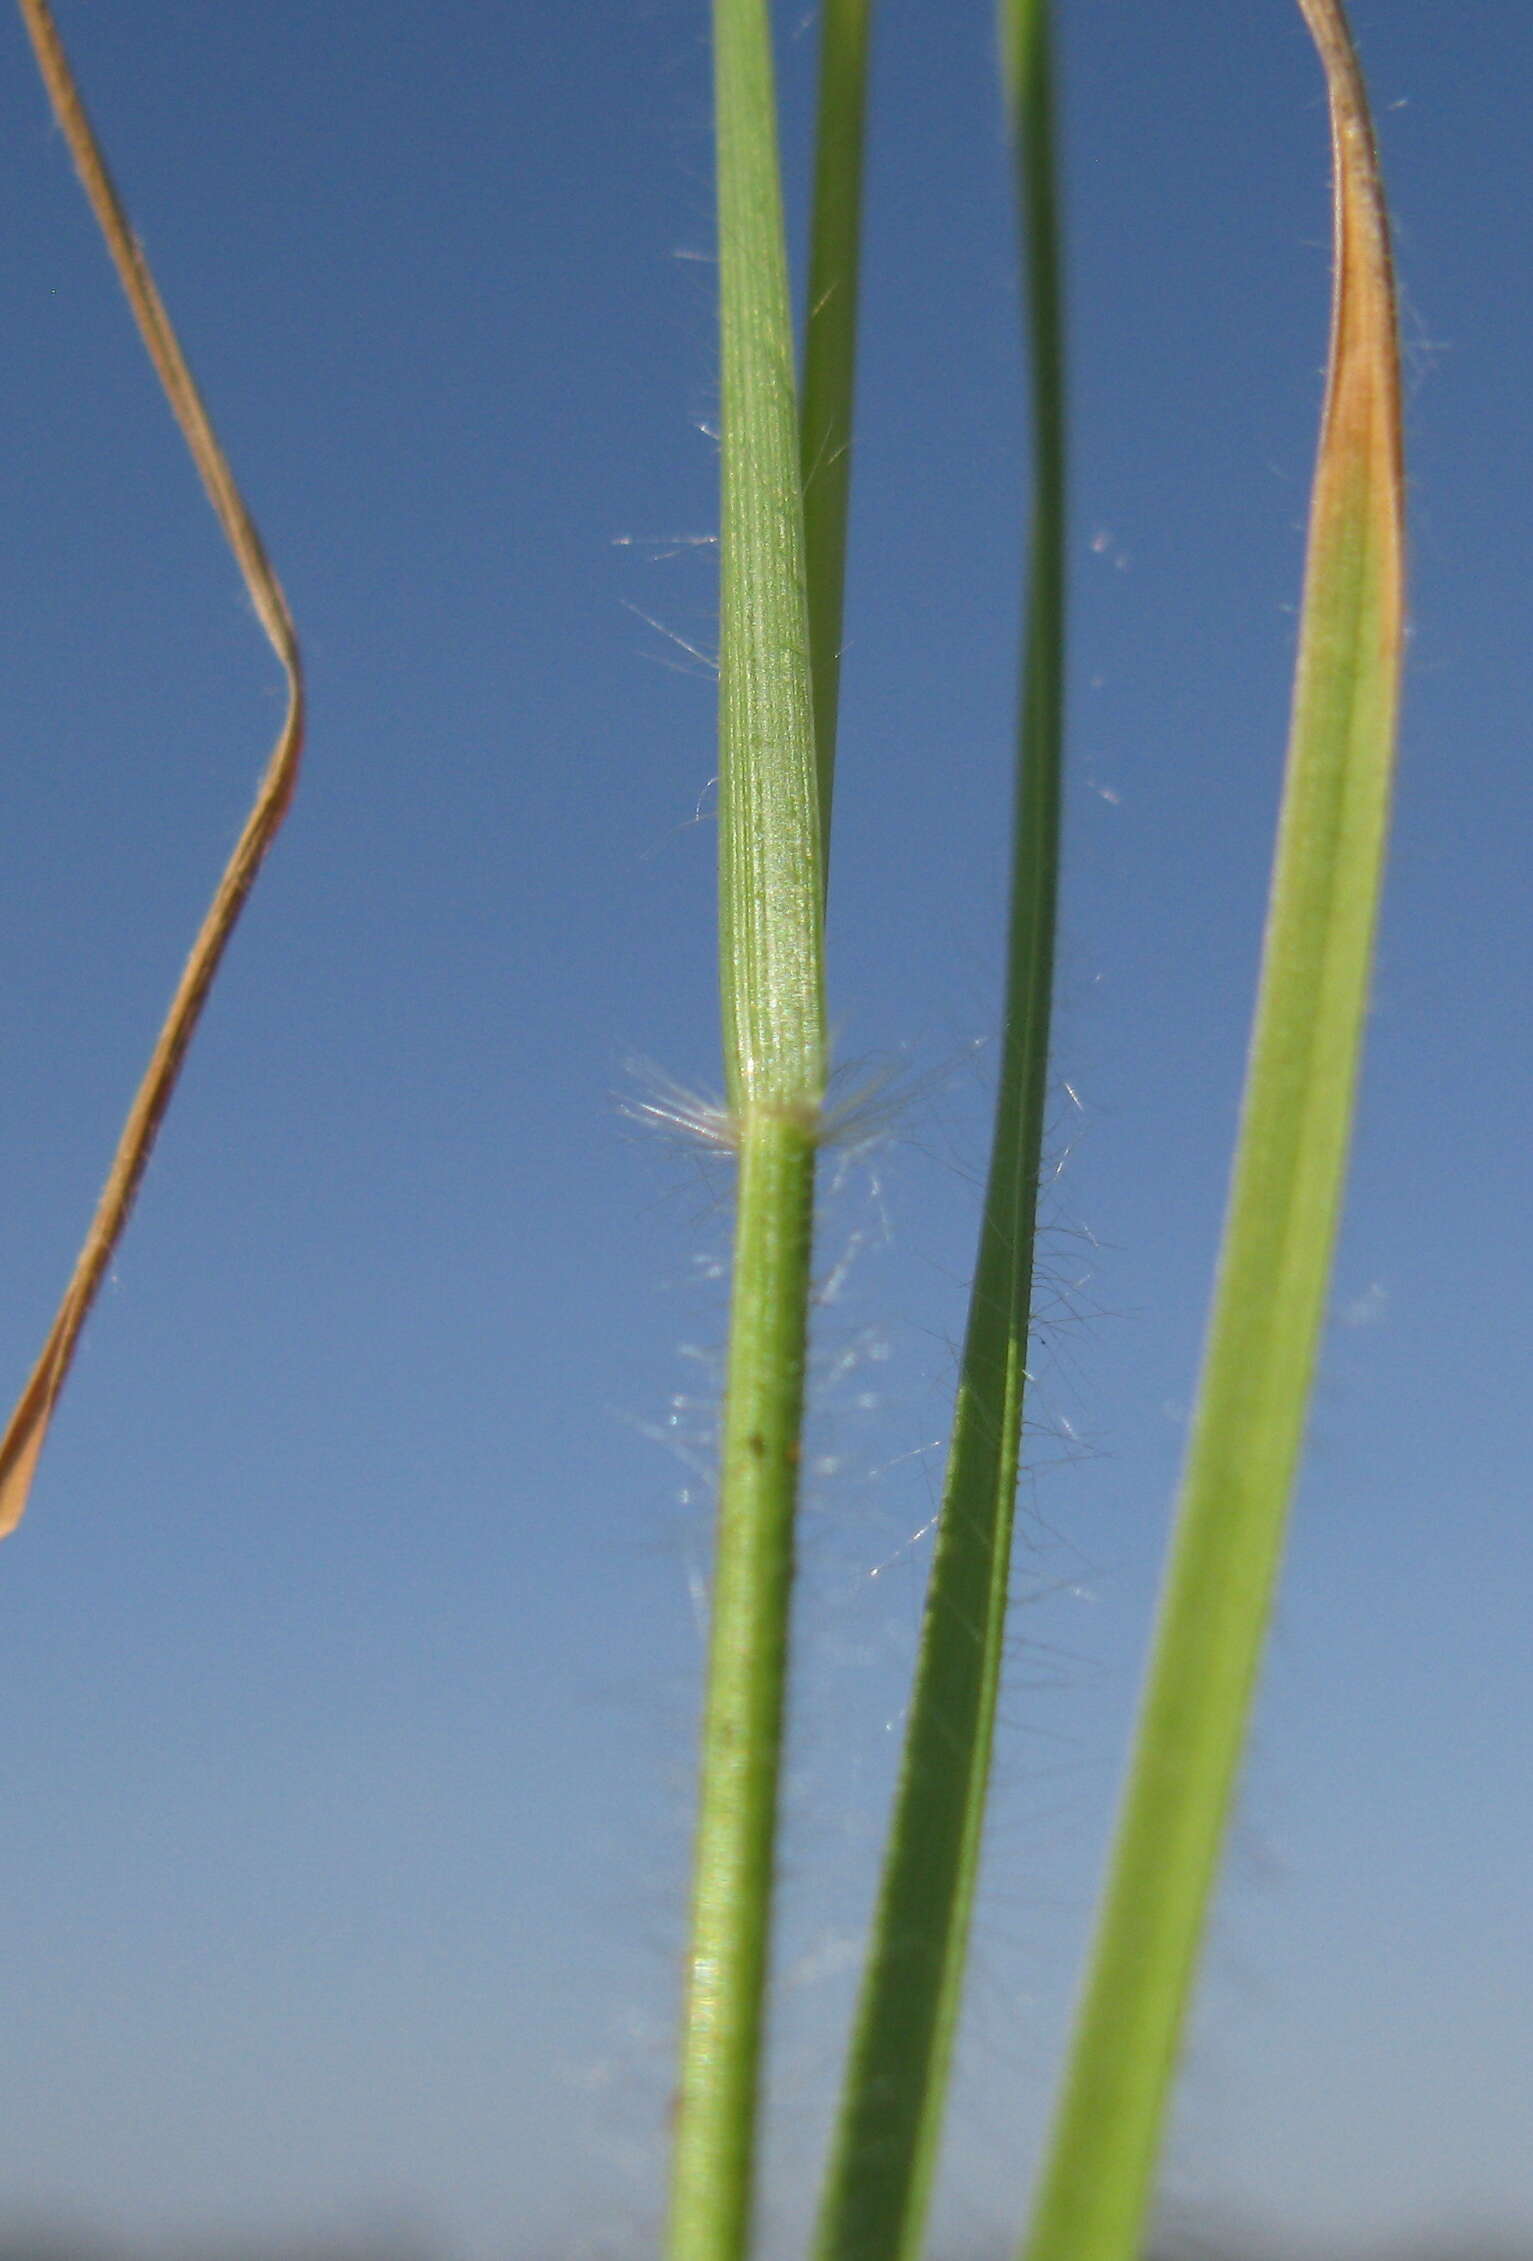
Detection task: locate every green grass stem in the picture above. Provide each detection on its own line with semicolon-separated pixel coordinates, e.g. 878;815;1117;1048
812;7;1065;2258
665;4;828;2259
1019;6;1404;2257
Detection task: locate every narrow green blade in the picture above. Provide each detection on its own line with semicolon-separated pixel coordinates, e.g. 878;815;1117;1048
1020;7;1404;2257
814;6;1065;2256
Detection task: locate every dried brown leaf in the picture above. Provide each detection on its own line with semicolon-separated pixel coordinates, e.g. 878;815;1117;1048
1;0;304;1537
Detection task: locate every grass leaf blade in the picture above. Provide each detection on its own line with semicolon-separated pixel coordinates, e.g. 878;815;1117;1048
813;6;1066;2255
1018;6;1404;2257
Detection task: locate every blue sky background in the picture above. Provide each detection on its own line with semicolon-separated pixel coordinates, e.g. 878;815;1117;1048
2;5;1530;2258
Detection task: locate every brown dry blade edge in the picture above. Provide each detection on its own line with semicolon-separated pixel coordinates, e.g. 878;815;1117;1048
1296;0;1404;505
1;0;305;1538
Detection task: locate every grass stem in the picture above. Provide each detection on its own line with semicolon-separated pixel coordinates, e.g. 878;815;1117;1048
665;3;827;2257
